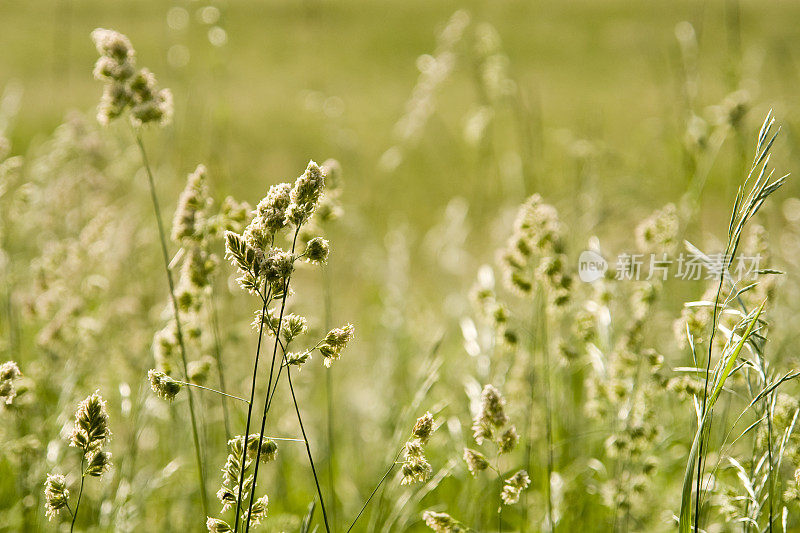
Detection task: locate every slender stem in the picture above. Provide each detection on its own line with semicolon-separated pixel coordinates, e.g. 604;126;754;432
543;343;555;533
286;365;332;532
765;392;775;532
233;281;271;532
346;448;404;532
695;275;725;533
135;132;208;516
757;349;774;532
175;381;249;403
322;262;337;528
69;457;85;533
209;287;232;438
266;436;305;443
496;453;503;533
522;324;535;531
247;226;331;533
255;319;333;532
532;288;555;532
246;227;302;532
245;276;292;533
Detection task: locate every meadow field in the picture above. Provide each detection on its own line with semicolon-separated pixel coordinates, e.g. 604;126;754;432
3;1;800;531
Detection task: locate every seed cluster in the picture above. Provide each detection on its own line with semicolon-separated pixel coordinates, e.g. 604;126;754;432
401;412;436;485
44;392;113;522
0;361;21;405
92;28;173;127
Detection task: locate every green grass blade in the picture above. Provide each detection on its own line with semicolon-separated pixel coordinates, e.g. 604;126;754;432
678;300;766;532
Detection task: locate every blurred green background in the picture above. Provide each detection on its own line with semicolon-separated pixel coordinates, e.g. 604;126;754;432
4;0;800;225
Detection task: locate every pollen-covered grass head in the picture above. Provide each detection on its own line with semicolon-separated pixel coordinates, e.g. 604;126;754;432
43;390;114;524
319;323;355;367
400;440;432;485
69;391;111;452
206;517;232;533
148;369;182;401
91;28;173;127
286;160;326;226
463;448;489;476
412;411;435;443
43;473;70;521
0;360;21;405
303;236;329;264
422;510;469;532
472;383;508;444
400;411;436;485
500;470;531;505
171;164;209;244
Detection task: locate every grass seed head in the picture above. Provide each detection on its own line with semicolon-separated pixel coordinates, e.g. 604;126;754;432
243;494;269;526
463;448;489;475
91;29;134;63
206;517;232;532
472;384;508;443
92;28;172;127
501;470;530;504
85;450;113;477
281;314;308;344
304;236;330;264
171;165;208;244
69;391;111;452
255;182;292;234
0;361;21;405
148;369;182;401
286;160;325;225
44;473;70;520
422;510;467;532
499;425;519;454
412;411;435;444
319;323;355;367
401;455;432;485
264;248;294;283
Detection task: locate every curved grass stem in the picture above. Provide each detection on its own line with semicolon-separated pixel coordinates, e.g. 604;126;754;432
245;225;331;533
134;131;208;516
346;448;404;532
69;456;85;533
208;288;232;439
175;381;249;403
245;274;292;533
232;281;271;532
322;262;338;528
286;365;332;532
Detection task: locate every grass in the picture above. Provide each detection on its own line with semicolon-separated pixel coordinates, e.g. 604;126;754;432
4;1;800;532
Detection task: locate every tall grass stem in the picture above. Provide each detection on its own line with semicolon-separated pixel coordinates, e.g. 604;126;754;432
134;132;209;516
